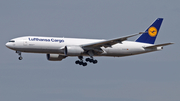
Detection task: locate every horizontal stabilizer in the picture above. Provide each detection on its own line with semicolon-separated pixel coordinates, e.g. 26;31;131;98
144;43;174;49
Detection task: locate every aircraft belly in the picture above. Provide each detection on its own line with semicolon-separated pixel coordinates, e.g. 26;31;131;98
103;46;145;57
16;47;63;54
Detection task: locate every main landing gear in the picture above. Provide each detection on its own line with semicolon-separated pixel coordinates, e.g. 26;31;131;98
75;56;87;66
75;56;98;66
85;58;98;64
16;51;23;60
85;50;98;64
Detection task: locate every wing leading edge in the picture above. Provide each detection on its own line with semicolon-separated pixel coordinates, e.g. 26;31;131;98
82;32;144;49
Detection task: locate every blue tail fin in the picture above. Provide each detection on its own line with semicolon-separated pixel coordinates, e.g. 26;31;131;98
136;18;163;44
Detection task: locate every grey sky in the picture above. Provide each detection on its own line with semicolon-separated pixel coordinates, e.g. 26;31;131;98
0;0;180;101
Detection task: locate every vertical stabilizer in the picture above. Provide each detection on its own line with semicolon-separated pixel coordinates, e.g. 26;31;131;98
136;18;163;44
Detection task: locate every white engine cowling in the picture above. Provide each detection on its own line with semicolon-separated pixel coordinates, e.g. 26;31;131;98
46;54;66;61
64;46;84;56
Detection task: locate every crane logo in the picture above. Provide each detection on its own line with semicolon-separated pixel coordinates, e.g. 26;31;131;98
148;26;157;37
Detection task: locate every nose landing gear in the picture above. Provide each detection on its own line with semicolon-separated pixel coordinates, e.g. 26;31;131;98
16;51;23;60
18;56;23;60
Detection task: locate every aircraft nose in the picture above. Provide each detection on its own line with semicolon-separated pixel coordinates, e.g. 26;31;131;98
5;42;11;48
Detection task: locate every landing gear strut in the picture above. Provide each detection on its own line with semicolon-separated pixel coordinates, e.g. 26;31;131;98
16;51;23;60
85;50;98;64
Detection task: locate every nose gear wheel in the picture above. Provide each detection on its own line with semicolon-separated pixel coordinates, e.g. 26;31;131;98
16;51;23;60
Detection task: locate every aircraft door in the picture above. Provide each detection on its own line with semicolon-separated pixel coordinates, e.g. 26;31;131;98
23;40;28;46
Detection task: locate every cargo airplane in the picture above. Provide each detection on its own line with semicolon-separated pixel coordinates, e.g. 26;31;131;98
5;18;173;66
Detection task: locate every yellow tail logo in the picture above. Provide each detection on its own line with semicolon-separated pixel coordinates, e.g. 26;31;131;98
148;26;157;37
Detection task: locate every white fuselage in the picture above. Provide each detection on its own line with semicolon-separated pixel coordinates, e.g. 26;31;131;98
5;36;161;57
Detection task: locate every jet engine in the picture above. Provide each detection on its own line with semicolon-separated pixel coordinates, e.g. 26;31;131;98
46;54;66;61
64;46;84;56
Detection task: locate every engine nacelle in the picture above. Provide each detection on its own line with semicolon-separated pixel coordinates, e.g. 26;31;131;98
46;54;66;61
64;46;84;56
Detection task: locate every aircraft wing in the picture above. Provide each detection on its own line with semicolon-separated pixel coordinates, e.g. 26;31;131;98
144;43;174;49
82;32;144;49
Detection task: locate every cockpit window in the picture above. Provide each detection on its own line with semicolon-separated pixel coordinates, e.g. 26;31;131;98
9;40;15;42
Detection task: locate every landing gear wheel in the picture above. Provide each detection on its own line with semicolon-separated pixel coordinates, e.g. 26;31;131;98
85;57;98;64
89;59;93;63
86;58;90;62
16;51;23;60
75;56;88;66
19;57;23;60
79;62;83;65
75;60;80;64
83;62;87;66
93;60;98;64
